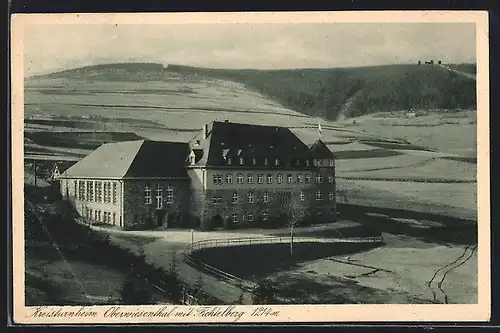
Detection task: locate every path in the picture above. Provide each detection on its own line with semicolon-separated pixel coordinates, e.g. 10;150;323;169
439;64;476;80
336;90;362;121
86;222;358;304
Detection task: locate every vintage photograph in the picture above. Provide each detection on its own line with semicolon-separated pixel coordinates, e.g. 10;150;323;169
11;12;490;324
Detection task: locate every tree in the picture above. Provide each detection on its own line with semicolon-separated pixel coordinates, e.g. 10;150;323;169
119;273;153;305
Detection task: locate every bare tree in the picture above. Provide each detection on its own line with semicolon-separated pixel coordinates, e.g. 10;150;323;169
336;182;361;204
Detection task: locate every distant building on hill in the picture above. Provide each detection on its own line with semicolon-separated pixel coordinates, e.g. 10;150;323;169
59;120;336;230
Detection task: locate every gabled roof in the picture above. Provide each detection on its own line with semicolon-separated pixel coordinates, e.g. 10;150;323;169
309;140;336;158
190;121;313;168
61;140;190;179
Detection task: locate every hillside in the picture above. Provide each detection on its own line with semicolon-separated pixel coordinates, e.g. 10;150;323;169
24;62;477;220
29;62;477;121
166;64;477;120
28;63;166;81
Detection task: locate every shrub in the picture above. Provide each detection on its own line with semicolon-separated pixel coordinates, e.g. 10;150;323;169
200;218;214;231
119;273;153;305
251;280;279;305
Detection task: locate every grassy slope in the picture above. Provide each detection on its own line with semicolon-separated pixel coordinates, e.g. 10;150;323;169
166;64;477;120
24;63;478;220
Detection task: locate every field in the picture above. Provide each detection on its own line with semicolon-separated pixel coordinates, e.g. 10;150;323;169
25;245;125;305
22;63;479;304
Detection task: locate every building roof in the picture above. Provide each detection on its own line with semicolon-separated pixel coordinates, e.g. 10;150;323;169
309;140;336;158
61;140;190;179
189;120;316;168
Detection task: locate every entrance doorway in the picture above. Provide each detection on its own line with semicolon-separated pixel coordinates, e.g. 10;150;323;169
212;214;224;229
155;210;166;227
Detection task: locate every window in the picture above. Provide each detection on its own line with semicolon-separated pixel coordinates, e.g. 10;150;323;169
113;213;116;225
278;192;291;206
317;159;322;166
96;182;103;202
89;209;93;220
213;175;223;185
296;159;300;166
247;174;254;184
329;176;334;183
248;192;254;203
78;180;85;200
86;181;92;202
144;185;151;204
266;174;273;184
287;174;293;183
306;160;310;166
316;190;323;200
240;157;244;165
74;180;77;197
94;210;98;221
262;211;268;221
300;191;305;201
232;192;238;204
275;158;279;166
252;158;257;165
112;182;117;204
213;196;222;205
316;175;323;184
305;174;311;183
227;157;232;165
166;185;173;204
103;182;107;203
98;211;101;222
248;213;254;222
277;174;283;184
264;158;268;166
103;182;109;203
297;174;302;183
89;181;94;202
107;182;112;203
237;174;244;184
156;185;163;209
329;159;334;167
232;214;238;223
226;174;233;184
257;174;264;184
329;192;334;200
263;191;269;203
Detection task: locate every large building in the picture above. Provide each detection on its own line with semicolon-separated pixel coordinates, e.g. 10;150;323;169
59;120;336;230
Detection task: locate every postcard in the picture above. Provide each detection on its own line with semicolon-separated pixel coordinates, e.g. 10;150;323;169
10;11;490;324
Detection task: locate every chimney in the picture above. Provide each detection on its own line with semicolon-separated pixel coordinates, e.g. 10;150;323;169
203;124;208;139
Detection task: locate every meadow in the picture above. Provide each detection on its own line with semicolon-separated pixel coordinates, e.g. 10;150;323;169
24;63;477;222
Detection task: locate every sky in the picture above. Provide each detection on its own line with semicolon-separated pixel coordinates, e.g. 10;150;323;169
23;22;476;77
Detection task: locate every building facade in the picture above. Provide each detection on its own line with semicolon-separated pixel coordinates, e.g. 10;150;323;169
60;121;336;230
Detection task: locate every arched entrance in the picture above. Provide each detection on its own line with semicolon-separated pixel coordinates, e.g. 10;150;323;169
212;214;224;229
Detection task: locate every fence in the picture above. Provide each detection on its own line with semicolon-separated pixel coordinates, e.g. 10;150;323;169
183;235;384;292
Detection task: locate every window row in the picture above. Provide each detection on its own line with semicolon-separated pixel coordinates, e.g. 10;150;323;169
213;173;334;185
225;157;334;167
84;208;117;226
213;190;334;204
144;184;174;208
226;157;313;167
230;207;335;223
74;180;117;204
